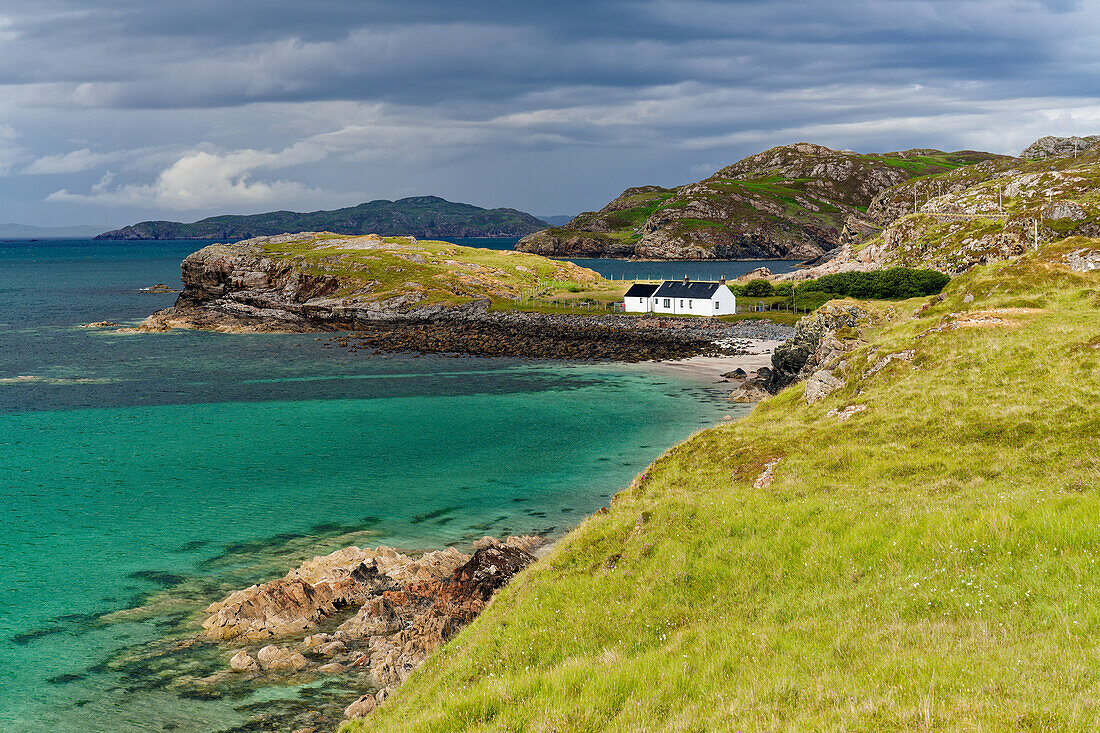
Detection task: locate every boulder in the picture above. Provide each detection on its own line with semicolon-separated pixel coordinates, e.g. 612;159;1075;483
318;640;347;656
256;645;309;672
229;650;259;672
344;694;377;719
804;369;844;404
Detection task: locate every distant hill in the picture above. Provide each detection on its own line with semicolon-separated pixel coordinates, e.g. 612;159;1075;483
0;223;111;239
95;196;546;240
536;215;575;227
516;144;1006;260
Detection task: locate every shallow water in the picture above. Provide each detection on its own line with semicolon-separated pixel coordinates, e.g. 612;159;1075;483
0;240;746;731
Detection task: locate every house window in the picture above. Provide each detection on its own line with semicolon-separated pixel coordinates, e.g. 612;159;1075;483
715;301;720;310
679;300;684;308
688;300;693;309
663;299;670;308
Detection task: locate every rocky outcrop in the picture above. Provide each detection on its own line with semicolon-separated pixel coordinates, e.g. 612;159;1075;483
204;536;543;721
1020;135;1100;161
514;229;635;258
517;143;999;260
766;303;867;396
795;138;1100;278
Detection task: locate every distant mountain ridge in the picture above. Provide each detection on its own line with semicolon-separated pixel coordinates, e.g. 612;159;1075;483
95;196;546;240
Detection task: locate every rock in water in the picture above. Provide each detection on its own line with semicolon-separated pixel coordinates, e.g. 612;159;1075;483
229;650;259;672
256;645;309;671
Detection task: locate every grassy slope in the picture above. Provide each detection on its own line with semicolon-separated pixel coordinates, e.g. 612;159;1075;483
257;234;626;309
349;238;1100;731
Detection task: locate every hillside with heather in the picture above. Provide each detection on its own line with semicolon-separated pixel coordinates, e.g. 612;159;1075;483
516;144;1003;260
95;196;547;241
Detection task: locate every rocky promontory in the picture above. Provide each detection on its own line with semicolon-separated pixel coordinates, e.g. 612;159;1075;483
137;232;791;360
193;535;543;729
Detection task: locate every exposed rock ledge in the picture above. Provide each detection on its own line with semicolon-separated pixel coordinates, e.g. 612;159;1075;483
200;536;544;724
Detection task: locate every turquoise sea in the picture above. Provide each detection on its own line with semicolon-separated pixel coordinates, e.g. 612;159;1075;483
0;239;753;731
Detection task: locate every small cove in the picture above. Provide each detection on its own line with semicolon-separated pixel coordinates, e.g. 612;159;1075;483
0;239;770;731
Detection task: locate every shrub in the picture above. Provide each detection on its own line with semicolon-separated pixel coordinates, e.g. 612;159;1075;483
795;268;948;300
743;279;775;297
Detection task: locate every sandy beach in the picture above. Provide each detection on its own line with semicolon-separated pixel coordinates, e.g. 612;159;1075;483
642;338;784;382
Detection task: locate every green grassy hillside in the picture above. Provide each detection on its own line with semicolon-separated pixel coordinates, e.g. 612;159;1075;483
250;233;625;311
517;145;1001;261
348;238;1100;731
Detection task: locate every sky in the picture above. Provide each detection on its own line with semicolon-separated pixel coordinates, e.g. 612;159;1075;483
2;0;1100;227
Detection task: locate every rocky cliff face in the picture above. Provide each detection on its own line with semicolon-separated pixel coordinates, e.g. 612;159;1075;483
798;139;1100;277
767;303;868;397
517;144;1000;260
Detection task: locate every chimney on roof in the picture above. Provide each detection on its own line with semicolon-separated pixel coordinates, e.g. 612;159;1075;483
719;276;726;285
682;275;689;285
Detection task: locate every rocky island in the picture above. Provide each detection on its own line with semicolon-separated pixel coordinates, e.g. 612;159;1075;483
135;232;791;360
96;196;547;241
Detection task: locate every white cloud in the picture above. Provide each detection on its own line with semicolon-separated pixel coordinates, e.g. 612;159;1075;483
24;147;127;174
47;142;331;210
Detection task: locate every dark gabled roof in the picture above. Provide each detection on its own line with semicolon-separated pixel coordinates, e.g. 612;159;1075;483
652;280;724;300
624;283;660;297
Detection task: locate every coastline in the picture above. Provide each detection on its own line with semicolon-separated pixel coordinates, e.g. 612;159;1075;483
642;338;783;382
171;331;787;730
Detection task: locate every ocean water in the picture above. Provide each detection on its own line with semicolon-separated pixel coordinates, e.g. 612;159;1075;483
0;240;748;731
452;237;803;281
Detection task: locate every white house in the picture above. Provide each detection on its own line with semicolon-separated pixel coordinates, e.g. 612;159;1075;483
623;283;660;312
624;277;736;316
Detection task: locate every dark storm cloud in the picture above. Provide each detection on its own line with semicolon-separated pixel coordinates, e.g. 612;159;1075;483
2;0;1099;224
1;0;1092;108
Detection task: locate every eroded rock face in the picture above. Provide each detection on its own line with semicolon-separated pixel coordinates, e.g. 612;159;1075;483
766;304;867;394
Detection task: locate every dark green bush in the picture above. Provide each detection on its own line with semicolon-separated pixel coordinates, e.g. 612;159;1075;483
794;268;948;300
743;279;775;297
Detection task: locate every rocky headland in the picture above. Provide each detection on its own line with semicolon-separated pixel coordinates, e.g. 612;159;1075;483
776;135;1100;279
132;232;792;361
